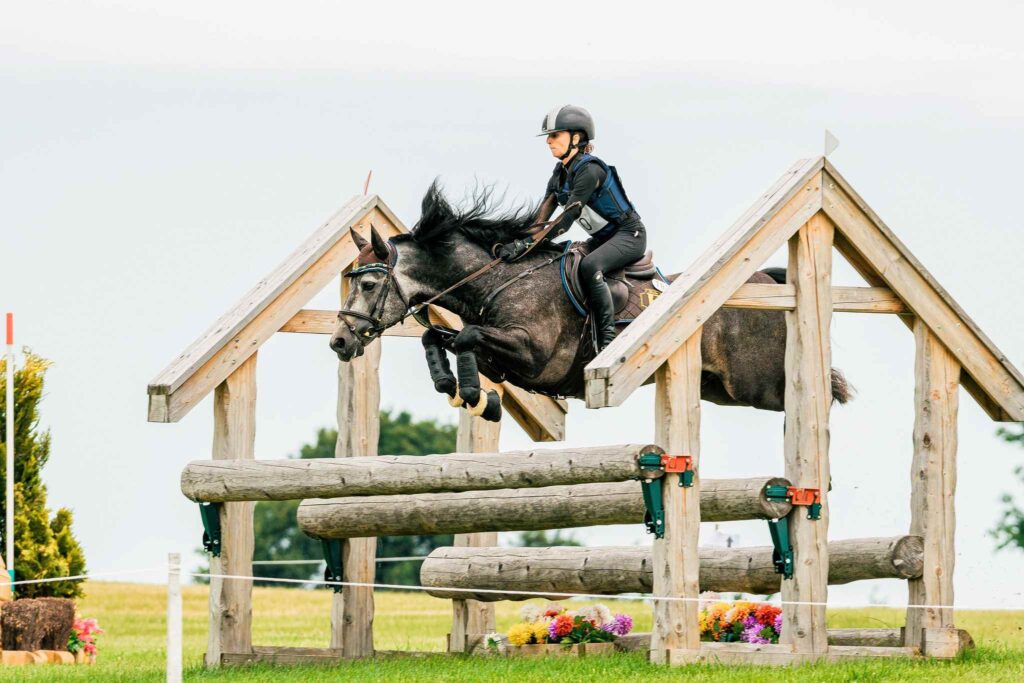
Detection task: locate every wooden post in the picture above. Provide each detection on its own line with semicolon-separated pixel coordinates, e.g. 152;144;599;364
206;352;257;666
905;319;959;654
448;380;502;653
331;271;382;658
781;212;833;656
651;331;702;665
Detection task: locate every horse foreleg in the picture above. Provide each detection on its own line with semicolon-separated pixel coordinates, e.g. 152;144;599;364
452;326;503;422
421;329;457;398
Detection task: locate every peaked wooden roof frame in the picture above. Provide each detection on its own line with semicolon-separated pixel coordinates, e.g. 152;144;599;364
584;157;1024;422
147;194;567;441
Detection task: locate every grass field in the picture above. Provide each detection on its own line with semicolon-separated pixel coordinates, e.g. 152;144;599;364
2;581;1022;682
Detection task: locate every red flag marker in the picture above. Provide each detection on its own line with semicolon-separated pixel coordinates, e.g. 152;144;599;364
4;313;11;346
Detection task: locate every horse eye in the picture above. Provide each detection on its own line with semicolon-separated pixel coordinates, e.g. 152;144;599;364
361;280;377;292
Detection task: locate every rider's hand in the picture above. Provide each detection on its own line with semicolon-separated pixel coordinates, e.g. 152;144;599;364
494;238;533;261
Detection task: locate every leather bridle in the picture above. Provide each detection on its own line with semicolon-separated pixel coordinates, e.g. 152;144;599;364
336;242;414;341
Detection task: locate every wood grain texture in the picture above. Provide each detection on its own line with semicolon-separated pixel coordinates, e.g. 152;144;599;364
584;158;824;408
449;398;501;653
651;334;702;662
420;536;922;600
279;309;424;337
181;443;654;502
296;477;792;539
206;353;257;667
330;270;382;658
822;164;1024;421
905;321;959;651
148;196;379;422
781;214;833;654
723;284;905;314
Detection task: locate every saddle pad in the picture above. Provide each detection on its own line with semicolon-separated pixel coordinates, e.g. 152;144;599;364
559;242;669;323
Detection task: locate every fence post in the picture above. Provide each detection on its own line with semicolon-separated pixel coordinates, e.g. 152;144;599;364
167;552;182;683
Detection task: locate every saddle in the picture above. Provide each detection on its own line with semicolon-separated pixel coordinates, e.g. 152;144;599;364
559;242;669;323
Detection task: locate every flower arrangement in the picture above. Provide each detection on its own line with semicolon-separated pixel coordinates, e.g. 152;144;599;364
699;601;781;644
500;601;634;647
68;617;104;658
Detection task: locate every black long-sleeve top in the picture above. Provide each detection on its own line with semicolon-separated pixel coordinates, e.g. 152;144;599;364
543;158;607;237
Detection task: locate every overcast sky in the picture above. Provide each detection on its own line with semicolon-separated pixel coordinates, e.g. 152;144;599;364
3;1;1023;614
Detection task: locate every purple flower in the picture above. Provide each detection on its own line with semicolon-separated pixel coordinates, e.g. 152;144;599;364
741;623;771;645
599;613;634;636
773;613;783;633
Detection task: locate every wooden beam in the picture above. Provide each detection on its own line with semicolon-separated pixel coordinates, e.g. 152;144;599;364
206;353;257;667
584;158;825;408
823;163;1024;421
419;536;924;600
296;477;793;539
723;284;906;314
279;309;424;337
182;443;652;502
905;320;959;651
781;213;834;655
148;195;381;422
330;264;382;658
650;333;702;664
449;390;501;654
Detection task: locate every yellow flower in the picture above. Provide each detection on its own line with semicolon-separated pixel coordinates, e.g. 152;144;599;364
531;621;550;643
508;623;534;646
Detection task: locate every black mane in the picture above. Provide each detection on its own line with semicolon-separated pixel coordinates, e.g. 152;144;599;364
404;181;537;250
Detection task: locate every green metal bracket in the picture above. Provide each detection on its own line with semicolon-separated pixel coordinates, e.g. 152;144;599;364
767;517;794;580
322;539;344;594
637;452;666;538
199;502;222;557
765;485;822;520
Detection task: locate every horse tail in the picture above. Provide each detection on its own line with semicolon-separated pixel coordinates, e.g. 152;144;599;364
831;368;854;404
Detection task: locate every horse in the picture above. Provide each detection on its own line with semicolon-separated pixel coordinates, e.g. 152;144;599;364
330;183;850;422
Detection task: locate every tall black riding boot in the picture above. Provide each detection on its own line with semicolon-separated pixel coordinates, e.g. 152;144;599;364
584;273;618;352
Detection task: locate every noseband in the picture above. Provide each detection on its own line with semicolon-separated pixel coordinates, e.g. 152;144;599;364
337;242;413;340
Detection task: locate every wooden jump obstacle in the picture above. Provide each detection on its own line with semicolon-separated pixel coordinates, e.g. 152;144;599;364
149;155;1024;667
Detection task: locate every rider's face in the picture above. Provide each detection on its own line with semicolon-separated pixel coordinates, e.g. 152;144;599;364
546;131;578;160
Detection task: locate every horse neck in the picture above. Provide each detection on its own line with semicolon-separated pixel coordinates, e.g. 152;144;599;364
395;237;498;322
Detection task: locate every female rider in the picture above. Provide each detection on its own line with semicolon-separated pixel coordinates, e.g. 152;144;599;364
495;105;647;352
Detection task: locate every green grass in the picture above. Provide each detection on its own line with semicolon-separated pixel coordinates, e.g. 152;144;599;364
2;581;1022;681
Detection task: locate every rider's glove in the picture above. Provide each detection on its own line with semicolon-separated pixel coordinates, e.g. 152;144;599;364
494;238;534;262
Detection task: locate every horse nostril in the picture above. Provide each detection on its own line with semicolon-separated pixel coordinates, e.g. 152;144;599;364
330;337;344;351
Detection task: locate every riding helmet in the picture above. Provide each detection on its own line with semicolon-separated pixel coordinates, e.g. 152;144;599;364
539;105;595;140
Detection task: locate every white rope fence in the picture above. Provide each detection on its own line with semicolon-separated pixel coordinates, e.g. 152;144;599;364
5;556;1024;683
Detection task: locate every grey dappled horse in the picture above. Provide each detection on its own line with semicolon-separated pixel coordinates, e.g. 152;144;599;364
330;184;850;422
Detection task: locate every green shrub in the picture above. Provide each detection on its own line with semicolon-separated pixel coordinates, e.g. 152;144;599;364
0;351;86;598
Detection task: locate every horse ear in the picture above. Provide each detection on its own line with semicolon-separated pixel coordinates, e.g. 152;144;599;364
370;225;390;260
349;227;369;251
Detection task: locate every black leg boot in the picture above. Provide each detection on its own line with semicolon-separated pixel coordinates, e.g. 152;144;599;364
584;272;617;352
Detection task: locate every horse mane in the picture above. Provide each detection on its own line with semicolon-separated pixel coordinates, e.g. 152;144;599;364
402;180;538;250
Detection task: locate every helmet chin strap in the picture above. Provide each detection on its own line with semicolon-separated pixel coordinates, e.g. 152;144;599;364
558;132;581;161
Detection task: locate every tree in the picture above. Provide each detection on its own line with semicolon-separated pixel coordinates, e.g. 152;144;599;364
513;530;581;547
0;351;86;598
246;410;458;587
991;425;1024;551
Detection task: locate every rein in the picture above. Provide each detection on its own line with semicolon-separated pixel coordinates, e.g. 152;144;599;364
338;207;580;339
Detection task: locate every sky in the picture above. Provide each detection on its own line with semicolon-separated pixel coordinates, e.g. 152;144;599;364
2;1;1023;614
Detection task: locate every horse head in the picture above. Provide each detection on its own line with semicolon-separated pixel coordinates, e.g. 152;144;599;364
330;226;412;361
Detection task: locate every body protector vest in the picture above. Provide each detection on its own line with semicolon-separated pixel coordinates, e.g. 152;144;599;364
555;154;635;236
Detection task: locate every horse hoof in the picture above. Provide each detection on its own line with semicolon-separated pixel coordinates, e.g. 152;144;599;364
481;391;502;422
435;378;457;396
459;387;481;408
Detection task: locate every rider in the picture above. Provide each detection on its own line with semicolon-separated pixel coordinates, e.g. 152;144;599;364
495;105;646;351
